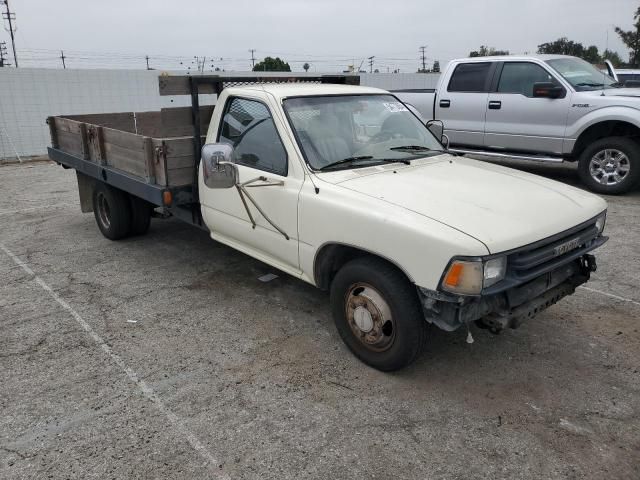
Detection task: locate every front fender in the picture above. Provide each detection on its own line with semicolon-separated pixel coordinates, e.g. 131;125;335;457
567;105;640;141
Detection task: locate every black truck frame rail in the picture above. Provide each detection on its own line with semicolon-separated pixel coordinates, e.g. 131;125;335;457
49;74;361;227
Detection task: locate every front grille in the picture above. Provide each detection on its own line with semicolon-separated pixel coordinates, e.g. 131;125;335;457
507;219;600;282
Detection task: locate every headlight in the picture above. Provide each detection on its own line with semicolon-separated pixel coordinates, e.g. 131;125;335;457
595;212;606;234
441;256;507;295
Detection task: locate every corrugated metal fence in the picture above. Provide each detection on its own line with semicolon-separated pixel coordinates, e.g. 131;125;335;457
0;69;440;161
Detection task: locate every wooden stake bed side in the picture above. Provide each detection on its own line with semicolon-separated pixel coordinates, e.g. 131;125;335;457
47;105;214;188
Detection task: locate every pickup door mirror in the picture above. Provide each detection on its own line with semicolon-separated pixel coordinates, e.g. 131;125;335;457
425;119;449;149
201;143;237;189
532;82;564;99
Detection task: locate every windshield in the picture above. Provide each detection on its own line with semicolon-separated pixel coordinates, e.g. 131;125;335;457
546;57;619;91
283;94;444;170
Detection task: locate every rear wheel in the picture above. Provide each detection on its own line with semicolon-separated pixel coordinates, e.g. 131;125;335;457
92;182;132;240
578;137;640;194
129;195;153;236
330;256;427;371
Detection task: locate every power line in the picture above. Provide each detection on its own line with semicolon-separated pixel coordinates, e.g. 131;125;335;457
2;0;18;67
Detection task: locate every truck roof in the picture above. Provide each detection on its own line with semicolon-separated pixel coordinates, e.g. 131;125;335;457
228;83;387;100
451;54;575;63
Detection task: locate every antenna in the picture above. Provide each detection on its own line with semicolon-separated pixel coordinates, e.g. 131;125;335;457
602;29;609;96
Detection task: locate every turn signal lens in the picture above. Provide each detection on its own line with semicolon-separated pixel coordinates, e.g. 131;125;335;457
162;190;173;206
442;260;483;295
595;212;606;234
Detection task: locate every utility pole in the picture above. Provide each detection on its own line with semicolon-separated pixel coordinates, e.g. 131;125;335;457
145;55;150;70
419;45;427;72
60;50;66;69
367;56;375;73
0;41;9;67
249;49;256;69
2;0;18;67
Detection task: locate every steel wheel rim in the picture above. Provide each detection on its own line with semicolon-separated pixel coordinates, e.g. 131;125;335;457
97;192;111;229
589;149;630;186
344;283;395;352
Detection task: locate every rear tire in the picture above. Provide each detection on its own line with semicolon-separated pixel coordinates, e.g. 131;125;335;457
129;195;153;236
92;182;132;240
330;256;427;371
578;137;640;194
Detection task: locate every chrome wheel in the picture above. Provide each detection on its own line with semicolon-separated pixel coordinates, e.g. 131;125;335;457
96;192;111;229
589;149;630;186
345;283;395;352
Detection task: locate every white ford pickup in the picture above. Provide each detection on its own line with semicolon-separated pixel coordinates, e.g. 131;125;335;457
48;74;608;371
397;54;640;194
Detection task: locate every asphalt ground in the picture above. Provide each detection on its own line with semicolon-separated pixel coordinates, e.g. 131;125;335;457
1;159;638;479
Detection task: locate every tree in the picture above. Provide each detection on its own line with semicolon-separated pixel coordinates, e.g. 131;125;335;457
469;46;509;57
303;62;310;72
583;45;602;64
615;6;640;66
602;49;624;67
537;37;587;57
253;57;291;72
432;60;441;73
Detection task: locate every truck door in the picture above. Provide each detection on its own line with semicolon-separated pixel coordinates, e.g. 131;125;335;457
200;95;303;272
484;61;570;154
436;61;495;147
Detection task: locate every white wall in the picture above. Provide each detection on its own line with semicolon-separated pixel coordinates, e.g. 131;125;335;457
0;68;440;160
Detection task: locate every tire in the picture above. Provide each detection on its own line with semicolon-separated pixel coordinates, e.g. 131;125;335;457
330;256;427;371
578;137;640;194
129;195;153;236
92;182;132;240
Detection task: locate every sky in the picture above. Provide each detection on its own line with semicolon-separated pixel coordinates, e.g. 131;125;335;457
1;0;638;72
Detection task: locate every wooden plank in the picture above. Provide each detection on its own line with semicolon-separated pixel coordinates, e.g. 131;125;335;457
87;125;106;165
102;127;146;151
151;139;168;187
79;123;89;160
47;117;59;149
55;117;83;135
158;76;217;96
103;148;147;179
57;130;83;156
167;166;196;186
166;154;196;170
64;112;136;132
143;137;155;184
160;106;214;137
135;111;162;137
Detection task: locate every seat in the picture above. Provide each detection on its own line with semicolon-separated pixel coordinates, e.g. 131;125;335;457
305;114;352;167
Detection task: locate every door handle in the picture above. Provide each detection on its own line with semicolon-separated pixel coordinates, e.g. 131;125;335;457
488;100;502;110
439;99;451;108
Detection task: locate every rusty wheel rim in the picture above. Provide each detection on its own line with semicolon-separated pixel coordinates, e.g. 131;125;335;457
344;283;395;352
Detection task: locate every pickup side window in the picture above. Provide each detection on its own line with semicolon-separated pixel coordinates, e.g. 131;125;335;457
448;62;492;92
218;97;288;176
497;62;558;97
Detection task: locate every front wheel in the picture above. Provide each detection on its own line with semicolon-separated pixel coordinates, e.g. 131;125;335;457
578;137;640;194
330;257;427;371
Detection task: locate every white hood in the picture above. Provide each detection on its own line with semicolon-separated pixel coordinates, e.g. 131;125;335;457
323;156;607;253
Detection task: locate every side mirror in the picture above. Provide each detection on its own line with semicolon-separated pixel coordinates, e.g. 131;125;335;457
201;143;237;189
532;82;564;99
426;119;448;149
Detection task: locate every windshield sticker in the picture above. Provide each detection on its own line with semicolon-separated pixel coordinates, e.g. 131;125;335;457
383;102;409;113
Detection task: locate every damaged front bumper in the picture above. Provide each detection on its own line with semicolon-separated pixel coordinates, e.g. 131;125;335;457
417;254;598;333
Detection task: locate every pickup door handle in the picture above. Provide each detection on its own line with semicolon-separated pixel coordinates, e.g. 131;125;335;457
439;99;451;108
488;100;502;110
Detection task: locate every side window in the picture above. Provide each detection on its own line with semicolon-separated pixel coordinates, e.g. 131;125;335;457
218;97;288;176
448;63;492;92
497;62;557;97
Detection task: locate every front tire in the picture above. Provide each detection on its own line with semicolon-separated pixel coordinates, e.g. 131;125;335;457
330;257;427;371
92;182;132;240
578;137;640;194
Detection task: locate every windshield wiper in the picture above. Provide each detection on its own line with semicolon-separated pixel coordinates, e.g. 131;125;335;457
318;156;374;171
389;145;432;152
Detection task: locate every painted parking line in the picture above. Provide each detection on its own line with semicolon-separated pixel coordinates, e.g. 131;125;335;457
578;285;640;308
0;242;229;479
